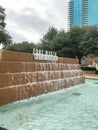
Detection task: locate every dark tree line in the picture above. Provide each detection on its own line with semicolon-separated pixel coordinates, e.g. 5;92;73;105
6;41;36;53
39;26;98;64
6;26;98;64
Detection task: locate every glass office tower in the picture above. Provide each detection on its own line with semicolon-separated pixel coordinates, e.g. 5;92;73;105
88;0;98;25
68;0;98;28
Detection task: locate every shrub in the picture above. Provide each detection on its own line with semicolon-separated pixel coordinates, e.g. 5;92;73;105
81;67;96;71
95;70;98;74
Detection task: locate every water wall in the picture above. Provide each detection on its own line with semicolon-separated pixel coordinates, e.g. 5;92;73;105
0;49;85;106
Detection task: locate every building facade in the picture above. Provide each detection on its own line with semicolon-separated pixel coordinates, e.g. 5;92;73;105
68;0;98;28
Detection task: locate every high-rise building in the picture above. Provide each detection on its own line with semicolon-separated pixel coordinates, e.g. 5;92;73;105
68;0;98;28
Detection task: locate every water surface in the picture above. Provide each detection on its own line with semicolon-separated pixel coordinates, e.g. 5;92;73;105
0;79;98;130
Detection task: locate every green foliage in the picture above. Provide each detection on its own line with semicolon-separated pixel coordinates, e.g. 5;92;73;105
40;26;98;64
0;5;12;47
51;30;72;57
67;26;98;63
81;67;96;71
40;27;58;50
43;27;58;41
6;41;36;53
0;29;12;48
0;6;6;29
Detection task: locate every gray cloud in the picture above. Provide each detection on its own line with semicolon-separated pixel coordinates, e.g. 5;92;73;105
7;8;52;34
1;0;68;42
9;30;28;43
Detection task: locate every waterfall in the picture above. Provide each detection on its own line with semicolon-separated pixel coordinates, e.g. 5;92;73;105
0;50;85;106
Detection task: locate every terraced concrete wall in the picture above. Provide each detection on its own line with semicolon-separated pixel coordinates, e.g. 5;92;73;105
0;50;85;106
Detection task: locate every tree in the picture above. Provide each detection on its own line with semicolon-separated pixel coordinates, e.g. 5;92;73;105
40;26;98;64
0;5;12;48
51;29;71;57
40;27;58;50
68;26;98;63
0;5;6;29
6;41;36;53
0;29;12;48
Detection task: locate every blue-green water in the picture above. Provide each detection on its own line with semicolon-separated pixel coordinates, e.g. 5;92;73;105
0;79;98;130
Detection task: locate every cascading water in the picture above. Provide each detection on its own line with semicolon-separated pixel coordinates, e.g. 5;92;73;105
0;50;84;106
0;62;84;106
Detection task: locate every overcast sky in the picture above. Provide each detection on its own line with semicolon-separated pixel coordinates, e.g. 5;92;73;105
1;0;69;43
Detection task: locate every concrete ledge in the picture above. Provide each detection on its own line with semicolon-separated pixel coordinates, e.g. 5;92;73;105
0;49;34;62
58;57;79;64
0;61;80;73
0;49;79;64
84;74;98;80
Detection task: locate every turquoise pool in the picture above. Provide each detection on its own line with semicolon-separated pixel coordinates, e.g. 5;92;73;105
0;79;98;130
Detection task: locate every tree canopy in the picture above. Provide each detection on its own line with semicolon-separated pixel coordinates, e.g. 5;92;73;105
40;27;58;50
6;41;36;53
0;5;6;29
67;26;98;63
40;26;98;64
0;5;12;48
